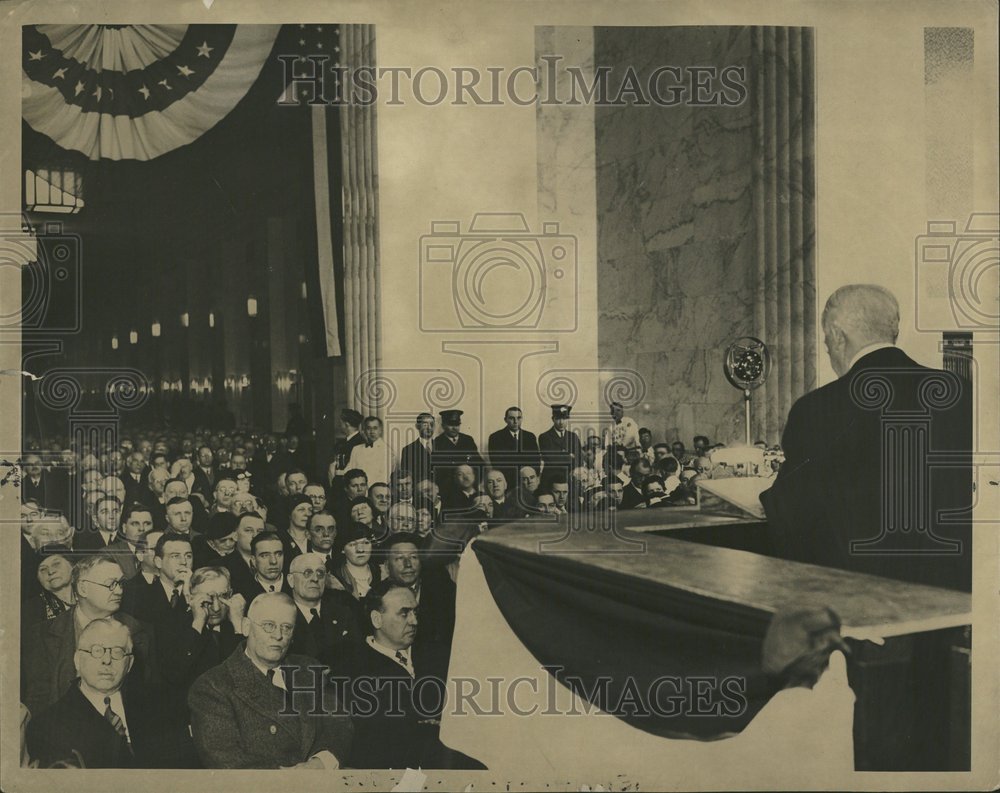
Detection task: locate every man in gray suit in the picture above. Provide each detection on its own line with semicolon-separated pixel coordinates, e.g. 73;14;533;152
187;591;353;768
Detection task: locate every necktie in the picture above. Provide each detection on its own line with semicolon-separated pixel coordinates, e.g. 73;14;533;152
310;607;326;648
266;668;275;684
395;650;408;667
169;585;181;608
103;697;129;744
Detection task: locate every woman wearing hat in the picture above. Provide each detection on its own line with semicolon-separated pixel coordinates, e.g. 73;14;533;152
327;521;383;604
22;544;76;625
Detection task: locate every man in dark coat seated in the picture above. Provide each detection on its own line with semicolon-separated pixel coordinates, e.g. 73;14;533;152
760;284;972;591
346;579;450;769
381;533;456;649
26;617;194;768
187;591;353;769
156;566;246;702
287;552;363;679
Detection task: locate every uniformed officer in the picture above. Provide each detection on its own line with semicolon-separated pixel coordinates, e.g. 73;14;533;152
431;410;484;496
538;404;583;487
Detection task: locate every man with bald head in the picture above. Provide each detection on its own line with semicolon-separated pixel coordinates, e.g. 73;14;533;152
188;592;353;768
26;618;193;768
760;284;972;590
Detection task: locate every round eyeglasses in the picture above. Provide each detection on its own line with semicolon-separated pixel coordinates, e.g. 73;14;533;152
79;644;132;660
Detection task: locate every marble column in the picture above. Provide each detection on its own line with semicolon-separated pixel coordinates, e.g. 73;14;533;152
339;23;381;416
751;27;817;444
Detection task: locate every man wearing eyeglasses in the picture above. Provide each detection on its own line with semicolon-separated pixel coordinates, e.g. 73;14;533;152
188;591;353;768
288;553;361;679
22;555;155;719
26;618;193;768
158;567;246;701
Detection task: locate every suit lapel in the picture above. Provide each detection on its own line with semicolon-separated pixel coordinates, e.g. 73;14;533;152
226;649;303;744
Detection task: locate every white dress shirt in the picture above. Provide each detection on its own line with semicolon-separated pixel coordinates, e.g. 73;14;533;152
79;683;131;741
367;635;414;678
347;438;391;485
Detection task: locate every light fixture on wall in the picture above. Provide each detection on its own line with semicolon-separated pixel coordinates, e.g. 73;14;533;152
209;312;215;328
247;297;258;318
129;330;138;345
180;312;190;328
151;321;161;337
238;374;250;388
111;335;119;350
301;281;307;299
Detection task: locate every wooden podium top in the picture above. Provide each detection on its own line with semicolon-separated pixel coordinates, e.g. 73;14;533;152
476;522;972;641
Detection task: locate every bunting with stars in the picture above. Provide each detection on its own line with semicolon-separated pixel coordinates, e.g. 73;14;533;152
22;24;280;161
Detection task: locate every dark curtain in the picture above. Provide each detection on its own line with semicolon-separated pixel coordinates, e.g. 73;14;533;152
473;539;781;739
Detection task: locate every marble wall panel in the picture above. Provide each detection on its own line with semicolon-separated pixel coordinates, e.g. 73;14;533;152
595;26;758;446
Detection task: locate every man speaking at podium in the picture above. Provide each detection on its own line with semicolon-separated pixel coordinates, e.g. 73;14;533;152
760;284;972;591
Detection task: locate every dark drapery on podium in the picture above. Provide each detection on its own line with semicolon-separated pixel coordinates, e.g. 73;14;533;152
473;539;782;740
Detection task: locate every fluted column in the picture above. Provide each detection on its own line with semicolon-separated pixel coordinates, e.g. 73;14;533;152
751;26;817;443
339;24;381;416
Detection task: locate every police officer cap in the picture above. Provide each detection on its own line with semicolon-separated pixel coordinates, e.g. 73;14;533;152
550;404;572;418
439;409;464;425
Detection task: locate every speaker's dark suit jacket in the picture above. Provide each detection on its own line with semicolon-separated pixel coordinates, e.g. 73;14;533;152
21;608;156;719
26;678;195;768
760;346;972;591
188;645;353;768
